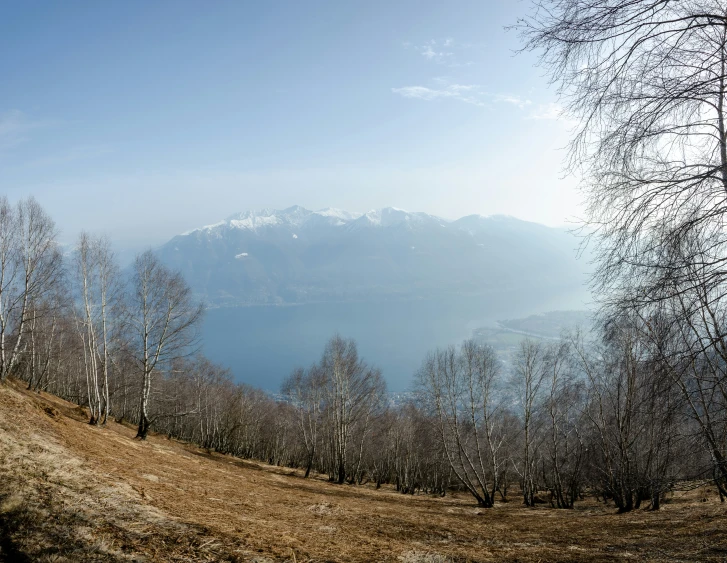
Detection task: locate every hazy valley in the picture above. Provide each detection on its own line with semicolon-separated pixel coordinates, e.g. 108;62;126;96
157;206;591;390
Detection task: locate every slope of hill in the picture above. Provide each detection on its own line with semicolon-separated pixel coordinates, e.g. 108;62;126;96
157;206;587;307
1;379;726;562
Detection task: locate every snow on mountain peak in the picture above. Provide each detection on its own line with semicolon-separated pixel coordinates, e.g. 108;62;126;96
182;206;458;236
354;207;446;229
313;208;362;220
228;210;282;231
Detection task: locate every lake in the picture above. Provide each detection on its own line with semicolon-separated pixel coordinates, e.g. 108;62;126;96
202;288;591;392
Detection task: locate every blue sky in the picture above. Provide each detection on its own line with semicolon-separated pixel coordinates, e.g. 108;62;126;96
0;0;580;250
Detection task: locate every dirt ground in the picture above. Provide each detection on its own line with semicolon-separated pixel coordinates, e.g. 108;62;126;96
1;379;726;562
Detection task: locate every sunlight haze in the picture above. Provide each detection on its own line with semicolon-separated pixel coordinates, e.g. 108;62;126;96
0;0;580;251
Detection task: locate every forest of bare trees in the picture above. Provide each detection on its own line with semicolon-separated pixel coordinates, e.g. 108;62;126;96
0;193;723;514
516;0;727;507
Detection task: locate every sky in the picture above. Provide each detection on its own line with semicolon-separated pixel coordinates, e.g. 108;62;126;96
0;0;582;253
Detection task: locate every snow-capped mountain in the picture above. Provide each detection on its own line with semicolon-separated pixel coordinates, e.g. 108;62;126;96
157;206;588;307
183;206;364;235
183;206;443;235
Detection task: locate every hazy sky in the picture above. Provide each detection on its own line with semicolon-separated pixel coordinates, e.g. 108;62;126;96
0;0;581;250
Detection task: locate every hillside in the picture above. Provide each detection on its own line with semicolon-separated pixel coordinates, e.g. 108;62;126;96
157;206;587;307
1;380;726;562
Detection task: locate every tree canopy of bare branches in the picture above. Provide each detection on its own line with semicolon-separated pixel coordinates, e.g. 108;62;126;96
129;251;203;439
0;197;62;382
519;0;727;307
518;0;727;504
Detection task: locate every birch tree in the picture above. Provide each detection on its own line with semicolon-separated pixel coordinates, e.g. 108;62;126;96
417;341;506;507
282;365;325;478
75;233;102;424
513;339;546;507
25;297;60;392
519;1;727;310
319;335;386;484
0;197;61;382
542;340;585;508
129;251;203;439
73;233;122;424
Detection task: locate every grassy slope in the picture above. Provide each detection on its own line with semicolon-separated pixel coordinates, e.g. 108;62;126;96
0;379;726;562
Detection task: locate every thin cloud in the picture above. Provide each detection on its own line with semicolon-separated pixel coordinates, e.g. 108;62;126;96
405;39;466;67
417;41;453;64
393;84;539;111
402;38;478;69
494;95;533;109
527;103;563;120
392;85;484;106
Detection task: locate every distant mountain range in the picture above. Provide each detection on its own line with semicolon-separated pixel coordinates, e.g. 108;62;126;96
156;206;588;307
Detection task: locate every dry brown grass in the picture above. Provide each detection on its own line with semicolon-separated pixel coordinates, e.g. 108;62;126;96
1;379;726;562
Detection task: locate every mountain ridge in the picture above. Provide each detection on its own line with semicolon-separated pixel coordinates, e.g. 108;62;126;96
158;205;587;307
180;206;556;236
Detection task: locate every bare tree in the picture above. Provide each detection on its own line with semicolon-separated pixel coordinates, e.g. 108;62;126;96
542;340;585;508
513;339;546;507
95;235;121;424
570;318;681;511
282;365;325;478
129;251;203;439
519;1;727;309
72;233;123;424
639;287;727;498
74;233;102;424
519;0;727;507
319;335;386;484
25;295;60;393
417;340;506;507
0;197;61;382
